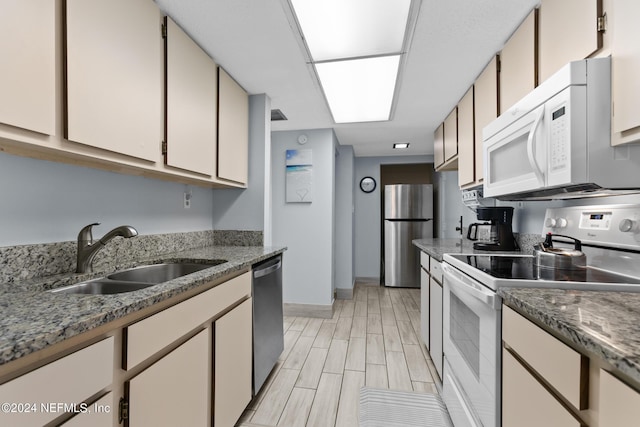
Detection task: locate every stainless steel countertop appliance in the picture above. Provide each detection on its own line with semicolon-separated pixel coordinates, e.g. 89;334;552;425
252;255;284;395
441;204;640;427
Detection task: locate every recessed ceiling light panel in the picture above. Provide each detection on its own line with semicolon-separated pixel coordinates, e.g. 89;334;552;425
393;143;410;149
290;0;411;61
315;55;400;123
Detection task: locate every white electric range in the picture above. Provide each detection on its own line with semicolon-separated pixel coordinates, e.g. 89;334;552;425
441;204;640;427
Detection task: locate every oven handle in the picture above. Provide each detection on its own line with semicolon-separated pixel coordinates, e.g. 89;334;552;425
527;105;545;186
443;263;500;309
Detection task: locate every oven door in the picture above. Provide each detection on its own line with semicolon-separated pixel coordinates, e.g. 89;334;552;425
442;263;501;427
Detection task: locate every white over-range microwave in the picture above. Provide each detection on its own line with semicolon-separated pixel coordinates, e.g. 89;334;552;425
482;57;640;200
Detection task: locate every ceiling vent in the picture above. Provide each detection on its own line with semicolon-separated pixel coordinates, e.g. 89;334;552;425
271;109;288;121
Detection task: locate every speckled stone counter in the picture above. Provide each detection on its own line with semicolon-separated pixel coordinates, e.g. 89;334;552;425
0;245;285;367
499;288;640;385
413;237;537;261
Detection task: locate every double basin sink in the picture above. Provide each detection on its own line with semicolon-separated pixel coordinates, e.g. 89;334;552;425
50;260;227;295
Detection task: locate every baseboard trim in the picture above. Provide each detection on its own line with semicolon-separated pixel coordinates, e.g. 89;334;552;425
283;302;334;319
356;276;381;287
336;288;354;300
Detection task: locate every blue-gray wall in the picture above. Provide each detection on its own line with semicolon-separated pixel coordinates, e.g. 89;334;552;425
335;145;355;293
271;129;336;306
0;151;214;246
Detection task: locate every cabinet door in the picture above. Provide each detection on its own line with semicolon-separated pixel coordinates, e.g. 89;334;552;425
457;87;475;187
474;56;499;185
611;0;640;145
128;330;209;427
0;0;55;135
503;349;582;427
61;392;113;427
539;0;602;83
599;369;640;426
420;267;430;349
214;299;253;427
218;68;249;185
429;278;443;380
165;16;217;176
500;10;537;112
65;0;161;161
443;108;458;162
434;123;445;167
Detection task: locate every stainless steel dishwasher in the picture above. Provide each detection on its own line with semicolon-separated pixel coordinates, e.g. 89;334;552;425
252;255;284;395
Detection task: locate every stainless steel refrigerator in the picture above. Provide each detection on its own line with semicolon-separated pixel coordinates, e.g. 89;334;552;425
384;184;433;288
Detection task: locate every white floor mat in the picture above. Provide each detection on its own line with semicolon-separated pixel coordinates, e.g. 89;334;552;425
359;387;453;427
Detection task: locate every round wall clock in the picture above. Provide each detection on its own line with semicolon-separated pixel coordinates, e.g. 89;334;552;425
359;176;377;193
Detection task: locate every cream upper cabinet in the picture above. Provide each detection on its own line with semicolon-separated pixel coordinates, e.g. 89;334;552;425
65;0;161;161
500;10;537;112
457;87;475;188
127;330;209;427
214;298;253;427
599;369;640;427
611;0;640;145
218;68;249;185
473;56;499;186
0;1;55;135
434;123;445;168
443;108;458;162
538;0;603;83
165;16;217;177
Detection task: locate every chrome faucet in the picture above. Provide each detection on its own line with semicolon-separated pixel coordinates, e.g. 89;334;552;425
76;223;138;273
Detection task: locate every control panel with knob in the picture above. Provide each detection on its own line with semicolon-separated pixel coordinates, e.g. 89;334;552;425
619;219;638;233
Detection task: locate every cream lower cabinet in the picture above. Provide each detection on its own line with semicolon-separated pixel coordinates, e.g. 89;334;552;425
0;337;114;427
599;369;640;426
420;252;430;349
429;259;443;381
61;392;113;427
214;299;253;427
503;349;582;427
127;330;209;427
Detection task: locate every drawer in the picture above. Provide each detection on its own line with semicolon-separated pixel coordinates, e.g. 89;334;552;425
420;251;430;270
124;271;251;369
0;337;114;427
503;348;582;427
503;306;588;410
430;259;443;283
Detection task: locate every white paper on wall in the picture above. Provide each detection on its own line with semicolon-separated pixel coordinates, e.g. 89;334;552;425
286;149;313;203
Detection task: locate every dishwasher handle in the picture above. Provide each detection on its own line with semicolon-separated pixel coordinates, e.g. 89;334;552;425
253;258;282;279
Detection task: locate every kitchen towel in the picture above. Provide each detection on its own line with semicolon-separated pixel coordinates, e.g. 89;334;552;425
359;387;453;427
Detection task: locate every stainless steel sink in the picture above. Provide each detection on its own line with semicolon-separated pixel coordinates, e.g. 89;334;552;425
50;260;226;295
107;261;225;284
50;279;155;295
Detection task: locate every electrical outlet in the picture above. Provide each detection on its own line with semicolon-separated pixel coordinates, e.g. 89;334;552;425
184;192;191;209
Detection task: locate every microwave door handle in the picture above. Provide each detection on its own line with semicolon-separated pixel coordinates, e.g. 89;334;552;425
527;105;545;185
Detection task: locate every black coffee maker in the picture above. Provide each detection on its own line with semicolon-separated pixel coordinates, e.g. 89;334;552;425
471;207;518;251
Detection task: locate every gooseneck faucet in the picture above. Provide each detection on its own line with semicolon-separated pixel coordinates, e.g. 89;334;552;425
76;223;138;273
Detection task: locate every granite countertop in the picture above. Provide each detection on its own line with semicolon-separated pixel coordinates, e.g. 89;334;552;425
499;288;640;385
413;238;525;262
0;246;285;367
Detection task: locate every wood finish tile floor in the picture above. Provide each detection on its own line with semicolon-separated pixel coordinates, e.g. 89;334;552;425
237;281;439;427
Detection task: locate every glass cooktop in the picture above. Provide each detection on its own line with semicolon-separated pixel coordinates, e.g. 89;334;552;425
447;254;640;284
